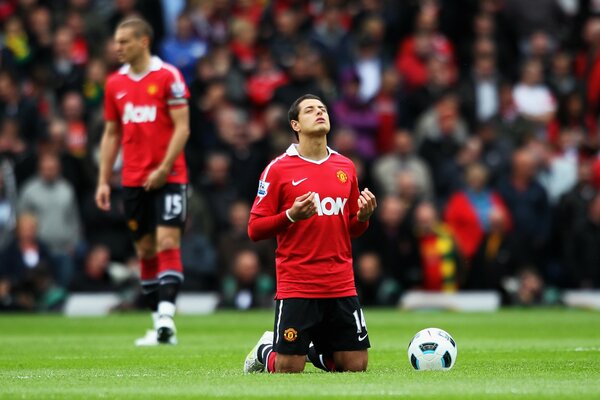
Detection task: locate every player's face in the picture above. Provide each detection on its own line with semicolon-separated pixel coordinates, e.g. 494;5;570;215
293;99;330;137
114;27;146;64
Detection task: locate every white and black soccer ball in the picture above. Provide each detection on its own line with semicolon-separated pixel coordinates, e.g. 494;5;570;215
407;327;457;370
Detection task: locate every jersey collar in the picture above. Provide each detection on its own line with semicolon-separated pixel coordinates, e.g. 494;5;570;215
285;144;338;165
118;56;163;80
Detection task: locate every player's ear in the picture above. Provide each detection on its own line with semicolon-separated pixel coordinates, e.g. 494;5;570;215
290;120;300;133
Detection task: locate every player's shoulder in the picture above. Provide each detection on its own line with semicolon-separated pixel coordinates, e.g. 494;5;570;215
155;59;185;81
105;70;125;88
330;151;356;169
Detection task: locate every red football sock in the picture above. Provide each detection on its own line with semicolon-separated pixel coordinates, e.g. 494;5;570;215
266;351;277;373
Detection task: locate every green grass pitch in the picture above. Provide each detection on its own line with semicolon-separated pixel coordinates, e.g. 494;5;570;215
1;309;599;399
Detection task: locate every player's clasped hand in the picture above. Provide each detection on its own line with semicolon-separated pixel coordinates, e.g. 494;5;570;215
357;188;377;222
143;167;169;191
288;191;318;221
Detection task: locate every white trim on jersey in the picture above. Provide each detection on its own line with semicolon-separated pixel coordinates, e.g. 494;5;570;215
285;144;338;165
118;56;163;81
256;153;288;204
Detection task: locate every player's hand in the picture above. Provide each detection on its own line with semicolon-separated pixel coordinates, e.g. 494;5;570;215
95;183;111;211
357;188;377;222
144;167;169;191
288;191;317;221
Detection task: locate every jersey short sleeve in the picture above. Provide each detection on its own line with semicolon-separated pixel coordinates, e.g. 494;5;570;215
251;162;282;218
162;65;190;108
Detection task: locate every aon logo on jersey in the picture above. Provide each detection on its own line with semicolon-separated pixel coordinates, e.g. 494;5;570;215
313;193;347;216
122;102;157;124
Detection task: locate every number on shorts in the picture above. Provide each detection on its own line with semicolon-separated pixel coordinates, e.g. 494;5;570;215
164;193;183;219
352;309;367;334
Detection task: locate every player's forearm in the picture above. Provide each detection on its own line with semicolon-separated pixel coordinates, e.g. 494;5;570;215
97;130;121;185
248;211;293;241
349;216;369;238
159;125;189;172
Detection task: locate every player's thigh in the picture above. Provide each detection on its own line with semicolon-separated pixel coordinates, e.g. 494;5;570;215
320;297;371;353
333;350;368;372
274;354;306;373
273;298;321;356
154;184;187;227
123;186;156;256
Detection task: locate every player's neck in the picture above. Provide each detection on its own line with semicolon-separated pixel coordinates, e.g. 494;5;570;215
297;137;328;161
129;52;152;75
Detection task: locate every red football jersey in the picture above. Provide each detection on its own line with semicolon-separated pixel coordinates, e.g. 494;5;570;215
248;144;369;299
104;56;189;186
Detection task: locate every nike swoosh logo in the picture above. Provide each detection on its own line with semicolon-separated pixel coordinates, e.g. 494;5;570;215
116;92;127;99
162;214;177;221
292;178;308;186
358;334;368;342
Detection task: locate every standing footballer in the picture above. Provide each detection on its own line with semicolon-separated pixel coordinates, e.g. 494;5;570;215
243;94;377;373
95;18;190;346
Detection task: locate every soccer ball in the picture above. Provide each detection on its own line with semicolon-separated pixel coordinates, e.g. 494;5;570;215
407;327;457;370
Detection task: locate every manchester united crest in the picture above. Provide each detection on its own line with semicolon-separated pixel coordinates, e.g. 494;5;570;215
147;84;158;95
127;219;138;231
336;170;348;183
283;328;298;342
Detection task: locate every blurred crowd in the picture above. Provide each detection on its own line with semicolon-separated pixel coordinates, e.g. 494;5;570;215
1;0;600;312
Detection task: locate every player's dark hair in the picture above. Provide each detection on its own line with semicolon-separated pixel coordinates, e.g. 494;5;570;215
287;94;325;140
117;17;154;42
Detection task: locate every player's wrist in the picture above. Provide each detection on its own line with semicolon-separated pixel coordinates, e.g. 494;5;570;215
285;209;296;223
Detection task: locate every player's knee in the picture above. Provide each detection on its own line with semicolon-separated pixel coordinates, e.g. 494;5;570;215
335;351;368;372
275;355;306;373
340;358;368;372
136;236;156;259
156;235;179;251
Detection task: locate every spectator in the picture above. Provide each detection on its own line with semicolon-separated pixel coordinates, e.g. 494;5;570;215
70;244;137;292
228;17;258;73
272;50;324;108
373;67;407;153
477;121;513;186
332;70;378;159
246;50;288;108
444;163;511;264
160;13;208;83
566;193;600;288
49;26;85;99
372;129;433;199
512;58;557;140
18;152;81;288
180;186;217;291
0;69;44;147
0;213;65;311
354;252;400;307
220;249;274;310
497;148;551;270
216;199;274;281
458;37;504;131
197;151;239;238
416;93;470;204
308;4;352;70
80;170;133;262
0;159;17;250
357;194;420;290
412;202;463;292
468;207;523;304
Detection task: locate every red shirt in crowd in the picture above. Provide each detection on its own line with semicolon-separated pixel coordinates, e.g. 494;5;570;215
248;144;369;299
104;56;189;187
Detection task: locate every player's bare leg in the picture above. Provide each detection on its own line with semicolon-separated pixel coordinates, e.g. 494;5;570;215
333;350;368;372
274;354;306;373
155;226;183;344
